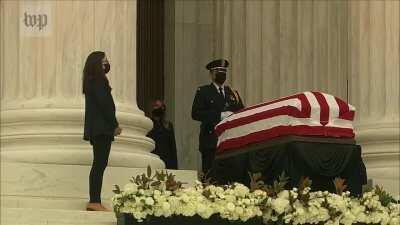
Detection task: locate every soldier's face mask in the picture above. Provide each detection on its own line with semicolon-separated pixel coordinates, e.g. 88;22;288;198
214;71;226;85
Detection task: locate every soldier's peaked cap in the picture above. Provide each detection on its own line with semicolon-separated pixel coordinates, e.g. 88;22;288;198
206;59;229;72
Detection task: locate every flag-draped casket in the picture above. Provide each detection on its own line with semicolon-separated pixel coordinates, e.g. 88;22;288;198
213;92;365;195
215;91;356;154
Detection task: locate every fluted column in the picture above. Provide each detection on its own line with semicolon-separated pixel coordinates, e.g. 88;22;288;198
214;0;349;106
349;0;399;194
0;0;164;168
212;0;399;195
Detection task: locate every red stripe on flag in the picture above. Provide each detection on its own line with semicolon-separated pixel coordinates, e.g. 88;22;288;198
335;97;355;121
216;125;355;154
298;93;312;117
312;92;330;126
341;111;355;121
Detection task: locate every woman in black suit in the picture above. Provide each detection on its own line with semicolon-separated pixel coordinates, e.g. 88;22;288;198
82;51;122;211
147;100;178;169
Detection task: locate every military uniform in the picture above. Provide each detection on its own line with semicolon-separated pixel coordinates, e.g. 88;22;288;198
191;59;244;174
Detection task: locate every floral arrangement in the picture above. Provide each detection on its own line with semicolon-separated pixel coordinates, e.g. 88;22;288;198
112;167;399;225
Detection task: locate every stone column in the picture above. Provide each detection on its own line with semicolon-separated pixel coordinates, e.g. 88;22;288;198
165;0;350;170
207;0;400;195
164;0;215;170
0;0;164;168
349;0;399;195
214;0;349;106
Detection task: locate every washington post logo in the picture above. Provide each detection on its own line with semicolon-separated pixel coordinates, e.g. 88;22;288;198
20;1;52;37
24;12;48;31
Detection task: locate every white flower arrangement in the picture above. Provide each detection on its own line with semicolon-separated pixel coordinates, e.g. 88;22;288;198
112;167;400;224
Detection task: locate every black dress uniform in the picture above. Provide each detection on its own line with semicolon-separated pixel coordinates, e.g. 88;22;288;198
191;59;244;174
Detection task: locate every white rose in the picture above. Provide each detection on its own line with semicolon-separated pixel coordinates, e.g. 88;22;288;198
226;195;236;202
144;189;153;196
272;198;290;215
217;193;226;199
277;190;290;200
196;203;206;213
254;190;266;196
234;184;250;197
145;197;155;206
389;217;399;225
123;183;138;194
235;206;244;215
216;186;224;194
162;202;170;211
341;211;356;225
181;194;190;203
153;190;161;196
181;204;196;216
227;202;235;212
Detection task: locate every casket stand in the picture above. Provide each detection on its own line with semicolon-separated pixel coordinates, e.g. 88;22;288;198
214;135;367;196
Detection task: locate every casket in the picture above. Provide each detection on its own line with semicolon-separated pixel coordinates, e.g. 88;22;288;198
213;92;365;195
215;91;355;155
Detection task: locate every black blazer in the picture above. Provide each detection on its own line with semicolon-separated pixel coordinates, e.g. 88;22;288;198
191;83;244;151
83;78;118;142
147;120;178;169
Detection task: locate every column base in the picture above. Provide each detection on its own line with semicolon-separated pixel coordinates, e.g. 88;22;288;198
1;106;164;168
355;121;400;196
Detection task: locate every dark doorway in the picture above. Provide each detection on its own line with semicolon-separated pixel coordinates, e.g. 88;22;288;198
137;0;165;116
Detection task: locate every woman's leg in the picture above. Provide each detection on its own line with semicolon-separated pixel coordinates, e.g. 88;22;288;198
89;135;112;203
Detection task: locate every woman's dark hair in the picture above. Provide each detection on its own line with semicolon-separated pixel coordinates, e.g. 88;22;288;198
82;51;107;94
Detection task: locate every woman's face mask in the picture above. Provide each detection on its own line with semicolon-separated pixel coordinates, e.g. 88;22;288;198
102;57;110;74
103;63;110;74
152;107;165;117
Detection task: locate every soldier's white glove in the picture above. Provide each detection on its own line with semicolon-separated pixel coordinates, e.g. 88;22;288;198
221;111;233;120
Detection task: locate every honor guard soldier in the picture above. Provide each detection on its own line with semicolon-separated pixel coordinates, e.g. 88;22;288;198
191;59;245;175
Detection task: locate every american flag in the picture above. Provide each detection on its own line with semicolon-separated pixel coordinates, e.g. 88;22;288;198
215;92;355;154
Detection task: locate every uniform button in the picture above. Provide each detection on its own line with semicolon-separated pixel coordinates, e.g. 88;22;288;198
209;131;212;134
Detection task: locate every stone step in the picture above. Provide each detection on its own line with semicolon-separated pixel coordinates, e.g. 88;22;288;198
1;162;197;210
1;208;117;225
2;196;112;211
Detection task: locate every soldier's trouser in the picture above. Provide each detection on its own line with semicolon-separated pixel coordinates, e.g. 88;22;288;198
201;149;215;175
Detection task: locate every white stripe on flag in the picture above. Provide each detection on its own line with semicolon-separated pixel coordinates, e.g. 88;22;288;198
322;92;340;126
303;91;321;123
219;98;302;124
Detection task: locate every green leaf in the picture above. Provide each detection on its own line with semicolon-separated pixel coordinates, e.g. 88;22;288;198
112;184;121;194
151;181;161;187
147;165;152;178
375;185;398;206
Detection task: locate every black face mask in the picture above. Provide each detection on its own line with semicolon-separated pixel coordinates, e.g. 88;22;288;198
103;63;110;74
152;107;165;117
214;72;226;85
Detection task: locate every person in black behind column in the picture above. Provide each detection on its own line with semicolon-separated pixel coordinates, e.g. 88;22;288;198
147;100;178;169
82;51;122;211
191;59;244;175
